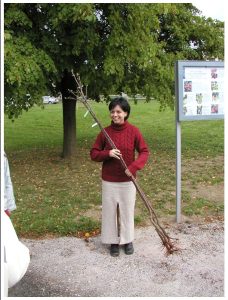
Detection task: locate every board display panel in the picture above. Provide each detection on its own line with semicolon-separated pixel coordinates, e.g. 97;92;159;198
175;61;224;121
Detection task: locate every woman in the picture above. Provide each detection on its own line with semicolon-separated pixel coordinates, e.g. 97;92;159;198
90;97;149;256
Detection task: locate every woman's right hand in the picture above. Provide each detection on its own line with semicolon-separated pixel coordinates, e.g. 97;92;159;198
109;149;122;160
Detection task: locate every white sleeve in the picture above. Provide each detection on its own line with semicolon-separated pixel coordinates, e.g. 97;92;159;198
4;155;16;211
2;212;30;288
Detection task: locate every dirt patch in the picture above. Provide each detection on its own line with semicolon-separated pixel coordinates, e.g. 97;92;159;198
184;182;224;203
182;155;224;173
81;206;102;220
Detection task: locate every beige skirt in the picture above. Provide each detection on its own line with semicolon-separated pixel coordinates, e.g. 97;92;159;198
101;180;136;245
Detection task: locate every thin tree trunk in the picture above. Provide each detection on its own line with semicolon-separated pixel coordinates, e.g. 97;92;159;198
60;69;77;158
62;98;76;158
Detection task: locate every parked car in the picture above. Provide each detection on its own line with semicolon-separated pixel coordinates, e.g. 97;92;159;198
42;96;59;104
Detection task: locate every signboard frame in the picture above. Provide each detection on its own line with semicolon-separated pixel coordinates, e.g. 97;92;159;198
176;60;224;122
175;60;224;223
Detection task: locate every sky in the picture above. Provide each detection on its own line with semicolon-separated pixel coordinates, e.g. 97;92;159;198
191;0;225;21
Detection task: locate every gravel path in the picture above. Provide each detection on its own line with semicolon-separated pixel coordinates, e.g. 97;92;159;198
8;221;224;297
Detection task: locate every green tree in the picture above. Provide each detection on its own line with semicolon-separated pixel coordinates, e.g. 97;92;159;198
4;3;57;118
4;3;224;157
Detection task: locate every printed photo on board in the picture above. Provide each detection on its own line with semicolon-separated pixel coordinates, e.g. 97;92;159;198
211;104;218;114
184;81;192;92
211;68;218;79
197;106;202;115
211;81;218;91
212;92;219;102
196;93;203;104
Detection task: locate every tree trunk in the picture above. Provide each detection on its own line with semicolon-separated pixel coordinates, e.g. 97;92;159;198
60;69;77;158
62;97;77;158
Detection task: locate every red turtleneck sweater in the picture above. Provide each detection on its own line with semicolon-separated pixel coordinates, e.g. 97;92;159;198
90;121;149;182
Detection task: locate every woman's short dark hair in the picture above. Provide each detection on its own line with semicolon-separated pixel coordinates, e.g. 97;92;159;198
108;97;131;120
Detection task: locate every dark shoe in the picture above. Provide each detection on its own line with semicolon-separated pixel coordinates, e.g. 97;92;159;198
124;242;134;255
110;244;119;257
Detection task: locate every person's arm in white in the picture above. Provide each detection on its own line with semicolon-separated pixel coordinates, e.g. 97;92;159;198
4;154;16;213
2;212;30;291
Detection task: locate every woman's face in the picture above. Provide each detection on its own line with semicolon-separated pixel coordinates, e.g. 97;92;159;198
110;105;127;125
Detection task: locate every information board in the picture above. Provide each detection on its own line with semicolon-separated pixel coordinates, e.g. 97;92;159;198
175;60;224;121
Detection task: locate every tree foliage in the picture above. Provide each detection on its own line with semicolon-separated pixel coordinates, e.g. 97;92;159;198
4;4;57;117
4;3;224;118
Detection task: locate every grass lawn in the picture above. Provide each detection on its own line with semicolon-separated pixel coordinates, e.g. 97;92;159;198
4;101;224;238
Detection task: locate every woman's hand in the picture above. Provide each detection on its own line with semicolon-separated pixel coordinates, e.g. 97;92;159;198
109;149;122;160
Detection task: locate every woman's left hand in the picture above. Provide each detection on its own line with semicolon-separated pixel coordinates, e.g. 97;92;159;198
125;168;133;177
